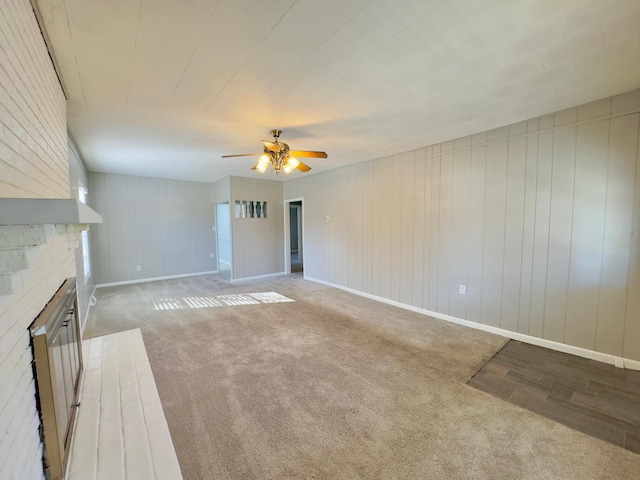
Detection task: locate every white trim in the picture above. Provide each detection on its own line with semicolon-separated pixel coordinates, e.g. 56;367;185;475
305;276;640;371
96;270;218;288
231;271;286;283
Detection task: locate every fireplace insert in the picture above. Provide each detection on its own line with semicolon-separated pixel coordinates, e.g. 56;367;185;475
30;278;83;480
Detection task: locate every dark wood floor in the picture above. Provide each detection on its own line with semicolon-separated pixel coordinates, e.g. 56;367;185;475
468;340;640;455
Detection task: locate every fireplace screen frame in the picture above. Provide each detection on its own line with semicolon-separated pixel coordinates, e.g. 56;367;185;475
30;278;83;480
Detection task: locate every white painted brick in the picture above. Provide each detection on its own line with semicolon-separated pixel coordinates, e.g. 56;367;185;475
147;421;183;480
68;426;99;476
119;366;137;387
0;0;68;199
68;464;97;480
100;396;121;423
141;400;165;425
123;421;154;479
0;154;72;480
122;398;144;426
120;382;139;404
68;331;183;479
0;248;28;272
139;384;161;406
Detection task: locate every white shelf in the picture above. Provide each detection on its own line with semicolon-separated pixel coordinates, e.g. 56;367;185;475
0;199;102;225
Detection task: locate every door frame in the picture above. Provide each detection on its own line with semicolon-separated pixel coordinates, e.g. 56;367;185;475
283;198;304;275
215;202;231;275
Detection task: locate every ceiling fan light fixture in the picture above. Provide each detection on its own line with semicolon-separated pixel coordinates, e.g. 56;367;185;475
288;156;300;168
282;155;299;175
222;129;326;175
258;153;271;168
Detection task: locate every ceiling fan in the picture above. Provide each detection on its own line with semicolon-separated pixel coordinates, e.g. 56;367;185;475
222;129;328;175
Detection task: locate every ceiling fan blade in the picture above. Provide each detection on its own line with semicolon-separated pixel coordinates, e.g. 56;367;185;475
262;140;281;153
289;150;328;158
296;161;312;172
221;153;261;158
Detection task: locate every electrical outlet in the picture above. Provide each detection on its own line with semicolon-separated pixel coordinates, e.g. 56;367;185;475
136;266;141;272
209;253;214;258
459;284;466;295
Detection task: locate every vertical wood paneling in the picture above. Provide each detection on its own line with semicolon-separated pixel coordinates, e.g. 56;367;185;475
91;173;216;284
283;89;640;362
390;158;403;302
544;126;576;342
90;174;110;283
564;120;609;349
338;173;350;285
437;153;454;314
110;174;126;280
421;154;433;310
529;131;553;337
518;133;538;334
379;162;393;299
428;151;441;311
400;160;415;306
230;177;283;279
371;163;384;297
325;172;337;283
480;142;508;327
596;114;638;355
466;145;487;323
336;174;346;285
365;166;375;294
348;172;358;286
449;149;471;319
623;116;640;361
355;167;365;291
412;157;426;308
501;137;527;332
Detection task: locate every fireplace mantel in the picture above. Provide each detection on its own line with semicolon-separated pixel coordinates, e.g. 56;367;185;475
0;199;102;296
0;198;102;225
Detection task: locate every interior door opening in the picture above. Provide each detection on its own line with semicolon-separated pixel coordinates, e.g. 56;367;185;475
216;202;232;277
284;199;303;275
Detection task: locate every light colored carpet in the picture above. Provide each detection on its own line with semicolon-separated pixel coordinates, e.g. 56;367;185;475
84;273;640;480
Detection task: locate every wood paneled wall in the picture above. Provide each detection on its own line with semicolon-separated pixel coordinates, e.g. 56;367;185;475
230;176;284;280
90;172;216;284
285;89;640;361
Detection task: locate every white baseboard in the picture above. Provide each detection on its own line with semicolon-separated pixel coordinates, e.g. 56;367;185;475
96;270;219;288
231;271;286;282
305;276;640;371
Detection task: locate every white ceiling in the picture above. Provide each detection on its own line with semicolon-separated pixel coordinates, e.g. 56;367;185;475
37;0;640;183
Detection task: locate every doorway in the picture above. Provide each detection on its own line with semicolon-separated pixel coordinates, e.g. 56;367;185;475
216;202;232;275
284;199;303;274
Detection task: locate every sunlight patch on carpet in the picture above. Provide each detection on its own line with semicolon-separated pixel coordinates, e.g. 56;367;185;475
153;292;294;310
